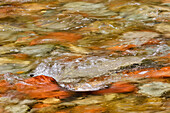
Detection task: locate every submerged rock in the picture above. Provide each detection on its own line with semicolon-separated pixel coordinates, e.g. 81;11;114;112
0;57;34;74
40;98;61;104
72;96;104;105
5;105;29;113
119;31;160;46
78;20;128;35
33;56;144;91
59;56;143;83
35;14;93;30
62;2;116;16
113;4;170;21
0;45;19;55
0;97;36;113
138;82;170;97
0;32;16;44
20;44;55;57
103;95;165;112
155;23;170;33
16;75;72;99
29;32;82;46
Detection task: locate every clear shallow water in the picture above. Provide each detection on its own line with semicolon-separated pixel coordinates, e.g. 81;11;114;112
0;0;170;113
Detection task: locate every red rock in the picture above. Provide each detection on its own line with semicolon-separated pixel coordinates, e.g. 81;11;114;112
16;75;72;99
92;82;136;94
30;32;82;45
16;75;60;93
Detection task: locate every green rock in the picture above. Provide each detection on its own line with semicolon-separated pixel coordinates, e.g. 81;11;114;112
62;2;116;16
20;44;55;57
0;57;34;74
138;82;170;97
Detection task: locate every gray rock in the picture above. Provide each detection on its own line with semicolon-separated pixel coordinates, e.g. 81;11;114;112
144;44;170;56
33;56;144;91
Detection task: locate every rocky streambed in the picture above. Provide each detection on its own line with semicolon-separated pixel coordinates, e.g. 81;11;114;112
0;0;170;113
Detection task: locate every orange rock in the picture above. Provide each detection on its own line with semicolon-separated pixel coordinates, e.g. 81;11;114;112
16;75;60;92
16;75;72;99
15;32;38;45
0;6;14;18
0;107;8;113
0;6;13;13
55;112;68;113
92;82;136;94
162;0;170;3
126;66;170;78
87;46;101;50
107;44;136;51
16;37;33;44
30;32;82;45
55;110;70;113
12;53;29;60
0;80;11;93
16;71;25;74
160;53;170;59
21;3;48;12
147;66;170;78
30;91;71;99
